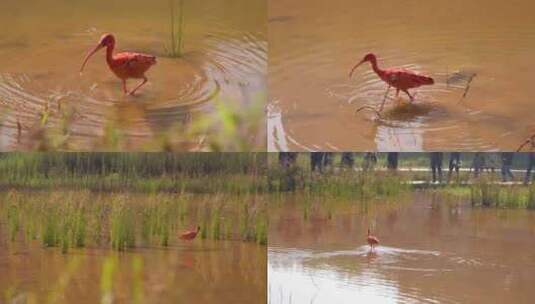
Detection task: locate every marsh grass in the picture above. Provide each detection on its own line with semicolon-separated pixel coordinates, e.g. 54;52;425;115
111;199;136;251
1;190;267;251
459;177;535;208
269;163;408;200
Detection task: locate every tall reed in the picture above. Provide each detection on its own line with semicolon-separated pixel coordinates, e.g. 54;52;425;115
168;0;185;57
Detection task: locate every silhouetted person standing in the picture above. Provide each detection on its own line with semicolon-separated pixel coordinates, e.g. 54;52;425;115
310;152;325;172
525;153;534;184
448;152;461;182
501;152;514;182
340;152;355;169
323;152;334;169
387;152;399;171
430;152;443;183
279;152;298;191
279;152;298;168
472;153;485;177
363;152;377;172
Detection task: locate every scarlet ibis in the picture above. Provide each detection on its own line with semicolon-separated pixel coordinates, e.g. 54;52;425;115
366;228;379;251
349;53;434;111
179;226;201;241
80;33;156;95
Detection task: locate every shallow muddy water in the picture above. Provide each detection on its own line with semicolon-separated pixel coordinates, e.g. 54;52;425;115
0;0;266;151
268;193;535;303
0;240;265;304
268;0;535;151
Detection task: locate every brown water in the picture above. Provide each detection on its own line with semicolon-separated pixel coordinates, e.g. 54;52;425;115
0;0;266;151
268;0;535;151
0;241;265;304
268;193;535;303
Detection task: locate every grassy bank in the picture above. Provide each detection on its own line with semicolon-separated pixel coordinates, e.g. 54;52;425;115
0;153;266;194
430;180;535;209
268;160;408;200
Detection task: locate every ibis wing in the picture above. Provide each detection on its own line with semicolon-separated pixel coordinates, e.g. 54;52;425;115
113;52;157;77
387;69;433;89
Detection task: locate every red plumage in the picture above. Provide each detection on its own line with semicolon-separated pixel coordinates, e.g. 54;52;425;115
366;228;379;250
179;226;201;241
80;33;157;95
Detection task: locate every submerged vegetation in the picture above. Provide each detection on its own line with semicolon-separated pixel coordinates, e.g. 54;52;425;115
469;179;535;208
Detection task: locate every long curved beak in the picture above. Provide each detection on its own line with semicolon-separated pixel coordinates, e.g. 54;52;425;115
80;44;104;74
349;59;365;78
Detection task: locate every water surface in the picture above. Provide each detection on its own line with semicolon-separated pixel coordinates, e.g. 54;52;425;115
268;0;535;151
269;193;535;303
0;0;266;150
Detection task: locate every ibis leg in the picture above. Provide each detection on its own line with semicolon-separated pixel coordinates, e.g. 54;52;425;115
122;79;128;94
379;85;391;112
404;90;414;102
129;77;148;95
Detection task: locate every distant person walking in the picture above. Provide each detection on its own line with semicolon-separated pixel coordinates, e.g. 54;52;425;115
448;152;461;182
525;153;534;184
430;152;443;183
501;152;514;182
387;152;399;171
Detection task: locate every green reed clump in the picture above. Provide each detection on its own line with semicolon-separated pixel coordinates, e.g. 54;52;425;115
210;207;222;240
254;216;267;245
470;178;532;208
42;206;59;247
528;185;535;209
178;196;188;223
60;222;70;254
302;198;311;220
6;203;21;241
110;201;136;251
222;217;232;240
239;200;251;241
167;0;185;57
142;196;183;246
39;199;87;253
234;197;267;244
300;171;407;202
